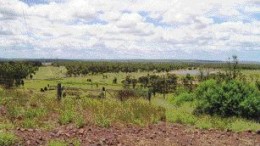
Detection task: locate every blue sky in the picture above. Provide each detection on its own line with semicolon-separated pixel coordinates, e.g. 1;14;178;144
0;0;259;61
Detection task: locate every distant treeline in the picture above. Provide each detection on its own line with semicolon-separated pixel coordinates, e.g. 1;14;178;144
0;60;42;67
52;60;260;76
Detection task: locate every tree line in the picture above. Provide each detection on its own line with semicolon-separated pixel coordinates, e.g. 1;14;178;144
53;60;260;77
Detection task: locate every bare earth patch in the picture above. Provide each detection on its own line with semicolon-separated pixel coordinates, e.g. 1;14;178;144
15;122;260;146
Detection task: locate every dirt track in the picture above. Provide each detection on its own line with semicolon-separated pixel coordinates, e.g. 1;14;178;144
15;122;260;146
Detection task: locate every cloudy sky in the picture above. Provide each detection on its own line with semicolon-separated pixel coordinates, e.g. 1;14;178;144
0;0;259;61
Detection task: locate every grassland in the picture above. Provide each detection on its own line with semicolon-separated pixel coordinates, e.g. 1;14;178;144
1;65;260;145
22;66;260;132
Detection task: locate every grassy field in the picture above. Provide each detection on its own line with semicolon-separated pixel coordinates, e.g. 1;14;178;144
1;66;260;145
22;66;260;132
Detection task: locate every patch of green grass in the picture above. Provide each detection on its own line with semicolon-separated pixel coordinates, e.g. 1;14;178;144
0;123;14;131
0;131;18;146
229;118;260;132
75;114;85;128
22;118;37;128
59;110;75;125
33;66;67;80
48;140;67;146
94;114;111;128
24;108;46;119
71;139;81;146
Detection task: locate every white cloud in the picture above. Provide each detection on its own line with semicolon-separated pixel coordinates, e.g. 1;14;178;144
0;0;259;60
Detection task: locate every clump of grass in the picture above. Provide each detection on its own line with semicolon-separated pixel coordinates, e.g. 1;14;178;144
75;114;85;128
0;131;18;146
94;114;111;128
48;140;67;146
24;108;46;119
22;118;37;129
59;110;75;125
0;123;14;131
227;118;260;132
71;139;81;146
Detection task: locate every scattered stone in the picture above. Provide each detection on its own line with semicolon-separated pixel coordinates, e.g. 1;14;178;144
65;133;71;137
57;130;63;136
26;140;31;145
79;129;84;135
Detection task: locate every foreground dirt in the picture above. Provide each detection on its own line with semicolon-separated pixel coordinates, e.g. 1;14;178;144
15;122;260;146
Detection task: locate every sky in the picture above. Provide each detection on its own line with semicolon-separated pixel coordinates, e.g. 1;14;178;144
0;0;259;61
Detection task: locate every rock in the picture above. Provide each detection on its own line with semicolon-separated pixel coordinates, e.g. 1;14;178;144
78;129;84;135
36;140;41;144
39;136;44;141
225;129;232;132
256;130;260;135
28;129;34;132
50;132;56;137
150;135;155;139
26;140;31;145
57;130;63;136
65;133;71;137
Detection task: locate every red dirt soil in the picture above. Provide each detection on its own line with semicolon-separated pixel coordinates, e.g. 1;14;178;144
15;122;260;146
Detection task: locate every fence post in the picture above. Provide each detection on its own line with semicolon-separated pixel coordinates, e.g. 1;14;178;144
102;87;106;98
148;89;152;104
57;83;62;101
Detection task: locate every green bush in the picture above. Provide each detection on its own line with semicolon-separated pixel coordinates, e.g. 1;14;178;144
0;132;17;146
195;79;260;120
172;92;194;106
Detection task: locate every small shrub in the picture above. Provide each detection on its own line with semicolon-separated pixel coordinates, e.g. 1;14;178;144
0;132;17;146
195;79;260;120
116;89;137;101
116;89;146;101
172;92;194;106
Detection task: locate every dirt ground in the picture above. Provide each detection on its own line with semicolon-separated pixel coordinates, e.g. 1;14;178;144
15;122;260;146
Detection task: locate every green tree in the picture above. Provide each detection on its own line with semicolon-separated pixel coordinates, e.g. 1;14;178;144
182;73;194;92
0;62;37;88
